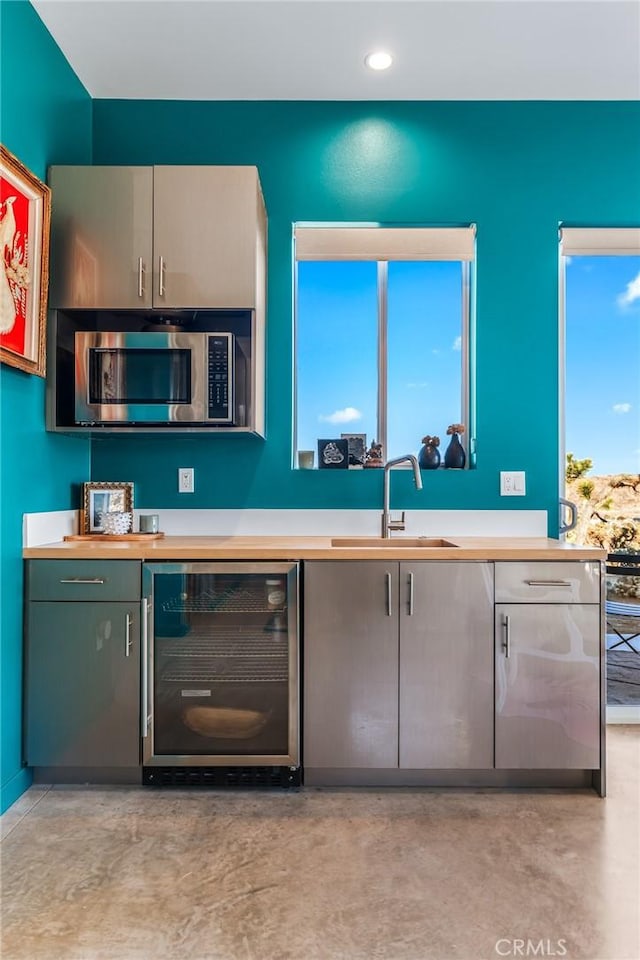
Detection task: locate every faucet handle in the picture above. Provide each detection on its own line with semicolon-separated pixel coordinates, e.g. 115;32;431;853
388;511;406;532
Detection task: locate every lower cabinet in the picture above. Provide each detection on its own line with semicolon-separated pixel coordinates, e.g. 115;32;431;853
303;562;398;768
25;561;141;768
303;561;494;771
495;603;600;769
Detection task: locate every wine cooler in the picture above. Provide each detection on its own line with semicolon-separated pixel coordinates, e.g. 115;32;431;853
141;562;299;786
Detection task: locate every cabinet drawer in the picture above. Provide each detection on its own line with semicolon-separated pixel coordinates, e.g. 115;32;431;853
27;560;141;602
495;562;600;604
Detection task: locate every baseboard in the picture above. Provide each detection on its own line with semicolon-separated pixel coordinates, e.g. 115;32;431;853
0;768;33;815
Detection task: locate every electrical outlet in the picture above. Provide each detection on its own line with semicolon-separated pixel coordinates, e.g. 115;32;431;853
500;471;526;496
178;467;195;493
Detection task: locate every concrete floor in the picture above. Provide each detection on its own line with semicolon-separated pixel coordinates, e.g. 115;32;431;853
1;727;639;960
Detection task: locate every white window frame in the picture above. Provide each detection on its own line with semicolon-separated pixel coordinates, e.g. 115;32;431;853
558;226;640;534
293;224;476;465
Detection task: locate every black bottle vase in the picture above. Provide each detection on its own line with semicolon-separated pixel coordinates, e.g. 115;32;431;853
444;433;466;469
418;443;441;470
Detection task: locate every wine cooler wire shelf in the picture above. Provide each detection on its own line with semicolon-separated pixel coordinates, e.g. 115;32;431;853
161;585;284;615
158;633;288;659
161;658;288;683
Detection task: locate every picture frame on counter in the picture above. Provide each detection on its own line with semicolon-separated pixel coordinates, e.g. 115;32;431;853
0;145;51;378
341;433;367;468
82;481;134;534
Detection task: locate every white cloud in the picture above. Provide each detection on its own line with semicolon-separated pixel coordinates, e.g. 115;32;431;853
431;348;440;355
406;382;429;389
452;336;462;351
612;403;632;414
564;256;573;266
617;271;640;308
318;406;362;424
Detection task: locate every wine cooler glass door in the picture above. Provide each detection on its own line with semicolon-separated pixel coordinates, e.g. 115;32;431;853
142;562;299;765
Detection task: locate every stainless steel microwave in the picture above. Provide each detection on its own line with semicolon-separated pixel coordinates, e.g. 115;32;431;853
74;331;245;426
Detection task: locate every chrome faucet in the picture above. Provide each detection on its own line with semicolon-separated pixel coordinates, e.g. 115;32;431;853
381;454;423;538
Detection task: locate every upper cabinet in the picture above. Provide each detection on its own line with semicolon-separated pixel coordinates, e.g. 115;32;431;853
48;165;267;311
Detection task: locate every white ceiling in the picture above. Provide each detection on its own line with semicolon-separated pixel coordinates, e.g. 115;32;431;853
32;0;640;101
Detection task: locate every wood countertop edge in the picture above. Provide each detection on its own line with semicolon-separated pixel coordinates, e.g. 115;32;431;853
23;536;607;561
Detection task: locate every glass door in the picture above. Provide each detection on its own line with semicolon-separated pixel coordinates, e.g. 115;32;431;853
143;562;299;766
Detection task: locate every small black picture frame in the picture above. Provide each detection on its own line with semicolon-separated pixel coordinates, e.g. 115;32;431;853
317;438;349;469
341;433;367;468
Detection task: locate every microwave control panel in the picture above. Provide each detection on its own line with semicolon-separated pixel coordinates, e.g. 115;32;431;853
207;335;233;422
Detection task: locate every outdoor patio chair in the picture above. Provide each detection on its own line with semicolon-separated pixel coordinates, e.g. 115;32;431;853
605;552;640;654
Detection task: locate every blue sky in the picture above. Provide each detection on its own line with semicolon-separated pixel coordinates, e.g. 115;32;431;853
565;255;640;475
296;260;462;462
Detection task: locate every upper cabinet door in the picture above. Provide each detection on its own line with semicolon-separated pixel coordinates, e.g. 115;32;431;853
152;166;266;309
49;166;154;309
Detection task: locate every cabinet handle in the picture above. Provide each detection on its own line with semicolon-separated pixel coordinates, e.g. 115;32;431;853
137;257;145;298
408;572;414;616
125;613;132;657
59;578;105;584
386;572;392;616
158;256;165;297
141;598;149;738
525;580;571;587
502;614;511;659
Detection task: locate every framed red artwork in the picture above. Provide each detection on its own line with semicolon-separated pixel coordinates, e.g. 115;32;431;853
0;145;51;377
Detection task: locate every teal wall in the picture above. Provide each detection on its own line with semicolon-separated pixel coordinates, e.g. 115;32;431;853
0;0;91;812
91;101;640;525
2;13;639;813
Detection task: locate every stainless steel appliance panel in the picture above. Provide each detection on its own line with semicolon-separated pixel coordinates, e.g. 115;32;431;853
74;331;234;425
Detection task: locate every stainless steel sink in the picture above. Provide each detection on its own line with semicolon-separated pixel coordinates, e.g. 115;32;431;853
330;537;459;548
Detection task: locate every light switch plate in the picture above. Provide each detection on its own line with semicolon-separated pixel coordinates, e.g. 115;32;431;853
500;471;526;496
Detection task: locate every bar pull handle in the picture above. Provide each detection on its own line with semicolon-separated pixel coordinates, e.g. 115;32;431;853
59;578;105;584
137;257;145;298
525;580;571;587
141;598;149;738
386;572;392;617
408;572;414;616
158;256;165;297
502;614;511;659
125;613;132;657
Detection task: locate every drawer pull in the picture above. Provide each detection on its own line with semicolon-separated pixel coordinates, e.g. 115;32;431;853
408;572;414;616
524;580;571;587
59;578;105;584
386;572;392;617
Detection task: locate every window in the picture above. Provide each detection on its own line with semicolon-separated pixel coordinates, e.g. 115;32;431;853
294;225;475;466
559;227;640;547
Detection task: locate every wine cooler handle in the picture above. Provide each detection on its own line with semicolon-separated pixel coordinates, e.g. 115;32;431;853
141;598;149;737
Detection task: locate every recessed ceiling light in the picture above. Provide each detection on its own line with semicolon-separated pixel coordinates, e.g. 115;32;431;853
365;51;393;72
